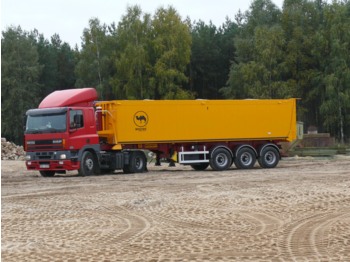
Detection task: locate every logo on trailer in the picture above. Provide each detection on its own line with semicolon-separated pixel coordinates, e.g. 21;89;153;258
134;111;148;128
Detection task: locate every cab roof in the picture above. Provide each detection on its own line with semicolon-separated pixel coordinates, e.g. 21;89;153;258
39;88;98;108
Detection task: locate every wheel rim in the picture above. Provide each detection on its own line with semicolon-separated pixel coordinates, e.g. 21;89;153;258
216;153;229;167
240;152;253;166
85;158;94;171
264;151;276;165
135;157;143;169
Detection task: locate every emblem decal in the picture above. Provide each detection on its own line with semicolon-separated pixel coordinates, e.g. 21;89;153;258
134;111;148;128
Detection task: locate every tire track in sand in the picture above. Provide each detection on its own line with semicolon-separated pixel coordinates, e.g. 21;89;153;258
279;211;350;260
98;205;152;246
69;193;153;250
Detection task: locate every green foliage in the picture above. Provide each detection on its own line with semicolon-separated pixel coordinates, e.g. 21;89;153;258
151;6;192;99
1;26;42;144
245;0;282;33
189;19;237;98
34;32;76;97
91;5;193;100
223;0;350;143
112;5;153;99
251;25;287;98
1;27;77;145
75;18;116;99
319;1;350;143
223;1;284;99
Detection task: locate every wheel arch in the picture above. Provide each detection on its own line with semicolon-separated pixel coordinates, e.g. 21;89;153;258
258;143;280;158
77;145;101;163
209;145;233;159
234;144;258;158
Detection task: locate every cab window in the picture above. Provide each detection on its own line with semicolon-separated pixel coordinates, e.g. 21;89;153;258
70;110;84;129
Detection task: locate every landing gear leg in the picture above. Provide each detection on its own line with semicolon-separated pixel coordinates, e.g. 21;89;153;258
155;153;161;166
169;160;176;167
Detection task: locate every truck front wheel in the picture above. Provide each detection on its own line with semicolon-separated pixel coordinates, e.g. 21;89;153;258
210;148;232;171
79;151;97;176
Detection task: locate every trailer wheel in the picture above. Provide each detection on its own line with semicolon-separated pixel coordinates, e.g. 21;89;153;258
125;151;147;173
258;146;279;168
210;148;232;171
191;163;209;171
234;147;256;169
79;151;97;176
40;171;55;177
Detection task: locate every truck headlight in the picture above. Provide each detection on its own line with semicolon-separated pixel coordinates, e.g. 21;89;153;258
25;155;31;160
60;154;67;160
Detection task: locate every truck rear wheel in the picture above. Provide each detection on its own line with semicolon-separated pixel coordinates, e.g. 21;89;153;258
234;147;256;169
40;171;55;177
210;148;232;171
124;151;147;173
191;163;209;171
258;146;279;168
79;151;97;176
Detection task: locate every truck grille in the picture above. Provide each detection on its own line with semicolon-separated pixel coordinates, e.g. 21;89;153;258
35;152;55;160
26;139;63;151
27;145;63;150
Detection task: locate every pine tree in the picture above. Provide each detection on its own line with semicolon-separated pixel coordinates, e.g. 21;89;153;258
1;26;42;144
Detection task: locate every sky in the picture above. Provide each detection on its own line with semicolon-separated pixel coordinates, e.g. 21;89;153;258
1;0;284;48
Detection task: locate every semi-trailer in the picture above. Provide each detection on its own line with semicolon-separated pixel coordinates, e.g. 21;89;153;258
24;88;299;176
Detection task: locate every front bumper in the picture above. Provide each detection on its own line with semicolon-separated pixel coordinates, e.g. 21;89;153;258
26;159;80;171
25;150;80;171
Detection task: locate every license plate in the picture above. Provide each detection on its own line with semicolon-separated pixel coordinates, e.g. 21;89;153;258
40;164;50;168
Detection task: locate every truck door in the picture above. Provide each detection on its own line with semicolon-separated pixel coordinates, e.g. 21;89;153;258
68;109;88;149
68;108;99;150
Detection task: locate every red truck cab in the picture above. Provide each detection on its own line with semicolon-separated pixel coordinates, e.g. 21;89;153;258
24;88;100;176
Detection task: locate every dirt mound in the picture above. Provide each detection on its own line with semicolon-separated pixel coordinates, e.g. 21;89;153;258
1;138;25;160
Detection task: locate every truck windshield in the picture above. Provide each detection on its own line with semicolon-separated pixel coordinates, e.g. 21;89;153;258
26;112;67;134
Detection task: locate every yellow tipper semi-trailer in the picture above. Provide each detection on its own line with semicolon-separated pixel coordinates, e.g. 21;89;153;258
25;88;298;176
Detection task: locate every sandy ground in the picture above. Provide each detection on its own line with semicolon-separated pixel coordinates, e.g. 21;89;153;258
1;156;350;262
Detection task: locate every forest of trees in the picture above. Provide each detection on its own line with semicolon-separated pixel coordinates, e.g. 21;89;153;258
2;0;350;145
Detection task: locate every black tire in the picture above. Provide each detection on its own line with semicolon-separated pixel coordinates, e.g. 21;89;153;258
40;171;55;177
125;151;147;174
234;147;256;169
258;146;280;168
79;151;97;176
191;163;209;171
209;148;232;171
